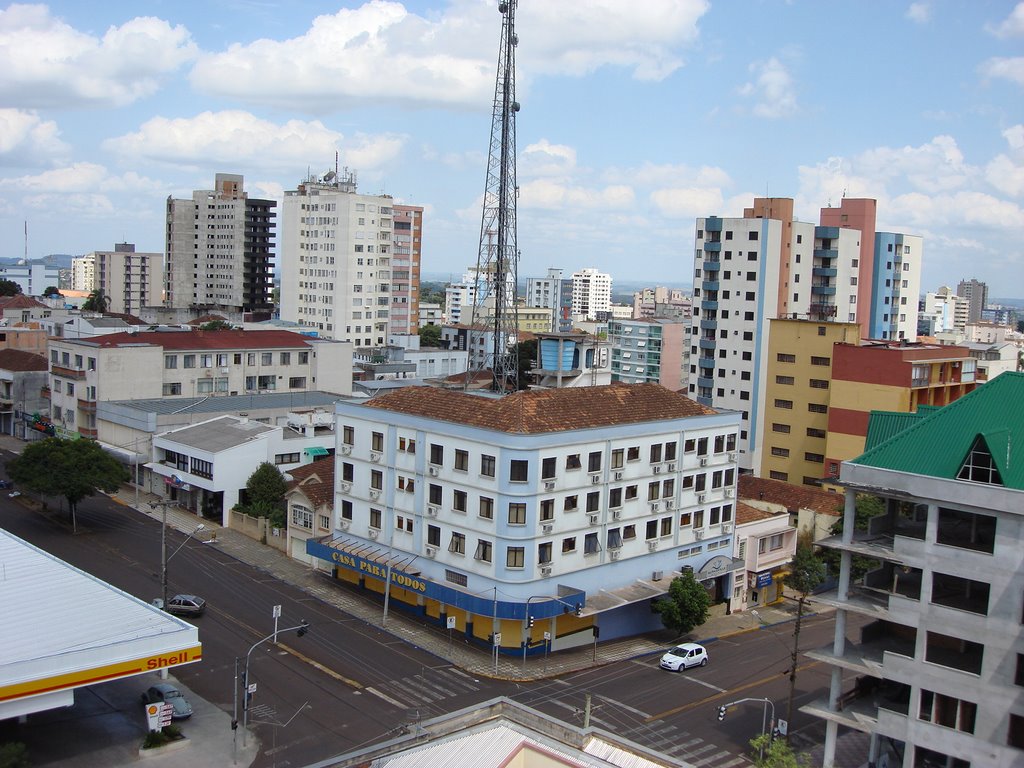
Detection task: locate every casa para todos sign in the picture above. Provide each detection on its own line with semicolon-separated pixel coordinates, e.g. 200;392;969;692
332;549;427;593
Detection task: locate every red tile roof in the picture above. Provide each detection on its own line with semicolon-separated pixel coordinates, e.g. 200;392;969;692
0;348;48;372
363;382;716;434
77;329;313;350
738;475;842;516
285;457;334;508
735;501;787;526
0;295;47;310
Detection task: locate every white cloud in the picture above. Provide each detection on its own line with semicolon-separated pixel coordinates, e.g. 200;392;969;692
0;162;162;194
519;178;634;210
979;56;1024;86
630;162;732;189
986;2;1024;38
103;111;405;174
984;124;1024;196
520;140;577;178
0;109;69;164
189;0;709;111
0;4;197;108
905;2;931;24
738;57;797;119
649;187;725;218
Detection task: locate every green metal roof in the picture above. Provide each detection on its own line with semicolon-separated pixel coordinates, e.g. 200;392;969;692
851;372;1024;490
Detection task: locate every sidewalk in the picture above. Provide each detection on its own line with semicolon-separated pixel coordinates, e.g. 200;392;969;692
108;481;825;681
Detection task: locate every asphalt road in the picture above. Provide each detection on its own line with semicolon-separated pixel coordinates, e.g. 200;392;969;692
1;459;861;768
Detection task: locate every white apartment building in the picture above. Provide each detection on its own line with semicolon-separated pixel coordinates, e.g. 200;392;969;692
0;260;61;297
73;243;163;315
444;269;483;325
807;371;1024;768
921;286;970;335
279;170;415;346
526;268;572;333
571;268;612;321
302;383;743;654
46;329;352;440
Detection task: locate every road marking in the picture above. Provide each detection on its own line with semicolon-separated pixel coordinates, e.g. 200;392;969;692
693;749;731;766
277;642;364;690
644;661;821;722
594;693;651;719
685;677;727;693
365;686;408;709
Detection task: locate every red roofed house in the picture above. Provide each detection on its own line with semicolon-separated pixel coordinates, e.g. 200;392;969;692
284;457;335;565
739;474;843;542
733;501;796;611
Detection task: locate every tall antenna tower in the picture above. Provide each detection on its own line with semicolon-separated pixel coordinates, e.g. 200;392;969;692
469;0;520;393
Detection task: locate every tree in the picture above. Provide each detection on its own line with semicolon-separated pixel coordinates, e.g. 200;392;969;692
515;338;537;390
7;438;128;523
0;279;21;296
419;323;441;348
82;289;108;312
199;319;233;331
43;285;62;298
748;733;811;768
782;545;826;744
240;462;288;528
652;571;711;636
1016;319;1024;334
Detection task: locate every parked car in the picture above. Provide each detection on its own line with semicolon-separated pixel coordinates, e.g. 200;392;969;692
141;683;192;719
0;480;13;489
659;642;709;672
159;594;207;617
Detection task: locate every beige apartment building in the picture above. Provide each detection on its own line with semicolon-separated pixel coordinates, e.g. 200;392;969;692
73;243;163;315
46;329;352;439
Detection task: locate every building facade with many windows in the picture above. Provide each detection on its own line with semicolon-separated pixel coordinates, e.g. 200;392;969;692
570;268;612;321
608;318;687;390
304;384;743;653
388;204;424;335
807;371;1024;768
74;243;163;315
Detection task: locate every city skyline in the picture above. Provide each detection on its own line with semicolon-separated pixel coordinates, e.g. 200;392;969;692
1;1;1022;292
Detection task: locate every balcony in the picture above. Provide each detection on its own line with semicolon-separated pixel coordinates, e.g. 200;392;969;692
705;218;722;232
52;365;86;380
811;284;836;296
702;260;721;272
697;357;715;370
699;318;717;331
808;303;838;318
702;280;720;291
813;248;838;259
704;241;721;252
698;338;716;351
40;386;51;399
812;266;838;277
801;680;910;734
77;398;97;413
805;620;917;676
697;376;714;389
702;300;719;311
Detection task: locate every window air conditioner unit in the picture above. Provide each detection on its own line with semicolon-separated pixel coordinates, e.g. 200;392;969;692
612;509;621;520
588;514;599;525
610;550;620;560
725;488;735;498
722;523;733;533
650;502;660;512
540;566;552;576
338;520;350;530
427;506;438;517
651;569;663;580
667;463;676;472
694;529;705;540
340;482;351;493
428;466;439;476
647;541;658;552
425;546;436;557
340;445;352;455
368;528;379;539
700;457;709;466
542;523;553;533
697;493;706;503
728;452;736;461
591;474;601;484
614;471;623;481
370;490;381;500
653;466;661;474
544;481;555;491
370;452;382;463
666;500;675;509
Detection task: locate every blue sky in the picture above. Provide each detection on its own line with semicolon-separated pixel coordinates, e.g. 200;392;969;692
1;1;1022;294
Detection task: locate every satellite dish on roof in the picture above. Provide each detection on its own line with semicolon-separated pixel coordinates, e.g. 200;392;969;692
324;171;336;182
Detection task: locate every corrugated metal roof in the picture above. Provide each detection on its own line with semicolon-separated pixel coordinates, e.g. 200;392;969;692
157;415;275;451
852;372;1024;489
105;390;343;416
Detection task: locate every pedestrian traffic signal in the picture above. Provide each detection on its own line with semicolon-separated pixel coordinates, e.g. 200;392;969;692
527;615;535;628
717;705;727;721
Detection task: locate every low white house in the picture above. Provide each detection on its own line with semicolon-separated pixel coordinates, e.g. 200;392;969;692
148;412;335;526
732;502;797;611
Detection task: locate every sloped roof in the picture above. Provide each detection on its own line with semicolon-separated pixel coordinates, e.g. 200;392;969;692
0;295;47;309
286;457;335;508
0;348;48;372
362;383;716;434
102;312;145;325
852;371;1024;490
738;474;843;516
735;501;787;525
76;329;312;350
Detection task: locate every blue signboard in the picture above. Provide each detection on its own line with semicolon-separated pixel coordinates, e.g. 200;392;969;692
306;537;584;621
756;571;773;587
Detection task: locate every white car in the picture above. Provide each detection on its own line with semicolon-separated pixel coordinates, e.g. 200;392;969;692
660;642;709;671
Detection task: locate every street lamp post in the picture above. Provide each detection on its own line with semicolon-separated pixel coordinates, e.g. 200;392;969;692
151;501;204;612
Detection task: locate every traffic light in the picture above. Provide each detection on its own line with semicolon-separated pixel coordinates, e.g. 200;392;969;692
575;603;583;617
717;705;727;721
527;615;535;628
297;620;309;637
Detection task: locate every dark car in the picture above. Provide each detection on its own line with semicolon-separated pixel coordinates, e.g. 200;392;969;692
141;683;192;719
161;594;207;617
0;480;12;489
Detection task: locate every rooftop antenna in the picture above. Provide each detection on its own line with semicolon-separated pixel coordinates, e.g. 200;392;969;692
467;0;520;394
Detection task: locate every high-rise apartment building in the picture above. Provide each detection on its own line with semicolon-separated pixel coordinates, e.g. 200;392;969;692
280;170;414;346
571;268;611;321
165;173;275;317
389;205;424;335
526;268;573;333
74;244;162;315
920;286;970;335
871;233;922;341
956;278;988;324
608;318;686;390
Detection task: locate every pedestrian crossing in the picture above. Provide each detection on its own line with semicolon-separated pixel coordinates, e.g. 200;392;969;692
364;666;482;711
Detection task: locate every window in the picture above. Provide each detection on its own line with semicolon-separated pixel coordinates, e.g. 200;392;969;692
340;500;353;520
319;514;330;530
455;449;468;471
540;499;554;520
399;437;415;453
453;490;467;513
774;399;793;409
479;496;494;519
649;443;663;463
371;431;384;452
925;631;983;674
771;447;790;457
769;470;788;481
936;507;995;553
261;352;273;365
931;572;990;615
510;459;528;482
586;491;600;513
162;383;182;396
430;444;444;466
808;403;828;414
564;495;578;511
481;454;495;477
584;533;600;555
508;503;526;525
429;483;442;505
807;427;827;438
343;425;354;445
660;517;672;536
275;452;300;464
370;508;382;529
427;525;441;546
542;457;556;479
474;540;492;563
609;488;622;507
607;528;622;549
611;448;624;469
588;451;602;472
662;478;675;497
647;482;660;501
810;356;830;366
645;520;657;540
665;442;677;461
370;470;383;490
449;532;466;555
288;376;307;388
291;505;313;529
679;511;692;527
627;446;640;461
183;354;195;368
684;439;696;453
506;546;525;568
776;375;794;385
697;437;708;455
395;515;413;532
565;454;581;470
805;452;824;463
538;542;553;564
164;355;177;369
561;537;576;554
777;353;796;363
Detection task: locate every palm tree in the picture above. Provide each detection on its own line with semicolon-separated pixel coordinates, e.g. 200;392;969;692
82;289;108;313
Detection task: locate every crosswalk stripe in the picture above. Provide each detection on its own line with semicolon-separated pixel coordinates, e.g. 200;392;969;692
693;750;731;766
364;687;407;709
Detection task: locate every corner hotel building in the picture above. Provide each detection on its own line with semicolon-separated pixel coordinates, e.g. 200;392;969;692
305;383;742;653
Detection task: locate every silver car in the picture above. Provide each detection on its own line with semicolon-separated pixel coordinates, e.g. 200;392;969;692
659;642;709;671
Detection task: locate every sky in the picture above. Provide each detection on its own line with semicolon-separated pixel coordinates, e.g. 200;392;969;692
1;0;1022;295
